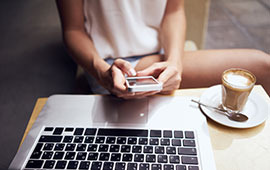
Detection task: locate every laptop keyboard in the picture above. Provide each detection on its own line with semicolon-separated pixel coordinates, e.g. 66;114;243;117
24;127;200;170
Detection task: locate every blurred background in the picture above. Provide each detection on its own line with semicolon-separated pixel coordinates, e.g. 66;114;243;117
0;0;269;169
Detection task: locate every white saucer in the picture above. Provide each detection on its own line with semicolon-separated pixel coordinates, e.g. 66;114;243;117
199;85;269;128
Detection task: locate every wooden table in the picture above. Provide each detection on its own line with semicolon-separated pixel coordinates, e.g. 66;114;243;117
21;85;270;170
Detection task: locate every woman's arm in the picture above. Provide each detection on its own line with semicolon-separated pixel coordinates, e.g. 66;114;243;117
137;0;186;93
56;0;136;97
56;0;109;80
161;0;186;66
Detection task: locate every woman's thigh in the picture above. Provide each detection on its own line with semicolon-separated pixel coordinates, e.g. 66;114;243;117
135;49;270;92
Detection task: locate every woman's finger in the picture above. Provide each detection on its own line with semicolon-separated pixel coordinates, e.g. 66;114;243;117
113;58;136;76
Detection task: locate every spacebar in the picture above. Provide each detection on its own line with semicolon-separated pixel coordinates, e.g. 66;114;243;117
98;128;148;137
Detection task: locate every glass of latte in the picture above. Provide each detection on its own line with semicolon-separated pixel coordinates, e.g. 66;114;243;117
222;68;256;111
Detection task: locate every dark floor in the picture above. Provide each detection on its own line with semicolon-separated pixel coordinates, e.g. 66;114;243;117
205;0;270;52
0;0;269;169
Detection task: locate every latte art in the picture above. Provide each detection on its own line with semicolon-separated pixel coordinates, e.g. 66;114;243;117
223;70;254;88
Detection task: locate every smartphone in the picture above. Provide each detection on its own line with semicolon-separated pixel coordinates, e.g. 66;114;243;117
126;76;163;92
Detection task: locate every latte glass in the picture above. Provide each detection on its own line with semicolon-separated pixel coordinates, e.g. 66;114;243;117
221;68;256;111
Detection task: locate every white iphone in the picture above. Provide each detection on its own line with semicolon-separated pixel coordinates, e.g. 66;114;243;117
125;76;163;92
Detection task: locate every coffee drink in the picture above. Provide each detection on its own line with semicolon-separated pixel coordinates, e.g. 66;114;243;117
222;68;256;111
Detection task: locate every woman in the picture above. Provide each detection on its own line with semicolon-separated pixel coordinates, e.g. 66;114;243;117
56;0;270;98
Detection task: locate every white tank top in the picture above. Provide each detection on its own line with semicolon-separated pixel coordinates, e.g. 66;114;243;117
83;0;167;59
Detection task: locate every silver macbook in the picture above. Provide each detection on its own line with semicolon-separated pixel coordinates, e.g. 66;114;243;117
9;95;216;170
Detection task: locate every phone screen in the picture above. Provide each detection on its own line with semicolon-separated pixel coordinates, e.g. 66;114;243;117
127;77;158;86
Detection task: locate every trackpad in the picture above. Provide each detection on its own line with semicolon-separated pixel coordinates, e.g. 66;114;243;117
92;96;148;124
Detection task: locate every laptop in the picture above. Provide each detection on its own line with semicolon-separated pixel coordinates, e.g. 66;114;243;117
9;95;216;170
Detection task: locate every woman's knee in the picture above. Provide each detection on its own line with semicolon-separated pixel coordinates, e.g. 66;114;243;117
252;49;270;71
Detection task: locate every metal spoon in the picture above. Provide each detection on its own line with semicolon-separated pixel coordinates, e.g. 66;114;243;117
191;99;248;122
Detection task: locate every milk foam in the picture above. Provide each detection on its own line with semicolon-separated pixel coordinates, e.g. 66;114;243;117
224;72;253;88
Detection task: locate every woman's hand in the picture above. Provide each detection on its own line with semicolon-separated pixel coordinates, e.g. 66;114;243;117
98;59;138;98
136;61;182;94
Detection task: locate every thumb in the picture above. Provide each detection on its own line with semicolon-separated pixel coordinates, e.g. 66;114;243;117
137;62;166;77
113;59;136;76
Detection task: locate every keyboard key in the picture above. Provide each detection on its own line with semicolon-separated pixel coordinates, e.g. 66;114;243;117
84;128;97;135
88;144;98;152
79;161;90;169
65;144;76;151
110;144;120;152
139;138;148;145
163;130;172;138
166;147;176;154
152;164;162;170
76;144;87;151
41;151;53;159
122;154;133;161
146;154;156;162
128;137;137;144
155;146;165;154
30;151;42;159
63;136;73;143
182;156;198;165
111;153;121;161
98;128;148;137
99;153;110;161
121;145;131;152
25;160;44;169
150;130;161;137
185;131;195;139
183;140;196;147
158;155;168;163
161;139;170;146
44;127;54;132
74;136;84;143
67;161;78;169
178;148;197;155
76;152;87;160
117;137;127;144
65;127;74;132
106;137;116;144
176;165;187;170
95;136;105;143
43;160;55;169
34;143;43;152
103;162;114;170
144;146;153;153
170;155;180;163
139;163;150;170
84;136;94;143
127;163;137;170
88;152;98;160
172;139;181;146
188;166;199;170
65;152;76;160
115;163;126;170
54;143;65;151
164;164;174;170
91;162;102;170
39;135;62;142
174;131;184;138
43;143;54;150
134;154;144;162
53;127;64;135
53;152;65;159
55;161;67;169
150;138;159;145
99;144;109;152
132;145;142;153
74;128;84;135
